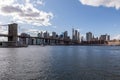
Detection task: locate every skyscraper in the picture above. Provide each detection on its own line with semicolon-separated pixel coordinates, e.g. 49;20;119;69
99;34;110;41
75;30;78;40
72;28;80;42
43;31;49;38
72;28;75;40
38;31;43;37
52;32;56;38
86;32;92;41
63;31;68;39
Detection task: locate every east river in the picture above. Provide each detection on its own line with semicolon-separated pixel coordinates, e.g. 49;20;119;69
0;46;120;80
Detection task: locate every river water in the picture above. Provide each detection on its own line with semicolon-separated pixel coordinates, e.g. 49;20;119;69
0;46;120;80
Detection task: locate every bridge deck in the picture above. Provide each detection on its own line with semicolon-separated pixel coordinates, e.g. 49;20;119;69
0;34;72;42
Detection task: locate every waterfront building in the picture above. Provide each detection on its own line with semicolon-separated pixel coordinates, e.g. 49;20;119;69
78;32;80;42
43;31;49;38
81;36;84;42
99;34;110;41
72;28;75;40
72;28;80;42
108;35;110;41
59;34;64;39
50;32;57;44
92;35;98;41
86;32;92;41
63;31;68;39
52;32;56;38
75;30;78;40
107;40;120;45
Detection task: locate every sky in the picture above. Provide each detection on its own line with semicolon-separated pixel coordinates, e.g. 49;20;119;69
0;0;120;40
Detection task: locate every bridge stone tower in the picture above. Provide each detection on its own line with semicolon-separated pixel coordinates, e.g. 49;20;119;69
8;23;18;42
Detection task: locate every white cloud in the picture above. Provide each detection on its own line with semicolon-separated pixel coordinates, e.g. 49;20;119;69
35;0;44;5
20;28;45;36
79;0;120;9
0;0;53;26
0;27;8;34
0;0;14;6
0;22;8;41
0;22;8;34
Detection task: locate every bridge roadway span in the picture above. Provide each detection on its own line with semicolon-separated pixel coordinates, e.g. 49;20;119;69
0;34;72;42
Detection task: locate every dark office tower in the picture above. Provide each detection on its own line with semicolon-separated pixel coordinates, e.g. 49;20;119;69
52;32;56;38
75;30;78;40
44;31;49;38
72;28;75;40
108;35;110;41
78;32;80;41
86;32;92;41
64;31;68;39
100;34;110;41
81;36;84;42
8;23;18;42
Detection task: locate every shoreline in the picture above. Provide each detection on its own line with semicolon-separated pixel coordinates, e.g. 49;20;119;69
0;44;120;48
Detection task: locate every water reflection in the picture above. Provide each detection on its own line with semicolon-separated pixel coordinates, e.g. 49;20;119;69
0;46;120;80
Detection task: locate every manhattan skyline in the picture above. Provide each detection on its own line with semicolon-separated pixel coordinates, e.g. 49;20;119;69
0;0;120;40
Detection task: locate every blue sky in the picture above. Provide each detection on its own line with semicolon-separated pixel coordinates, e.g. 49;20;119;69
0;0;120;39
